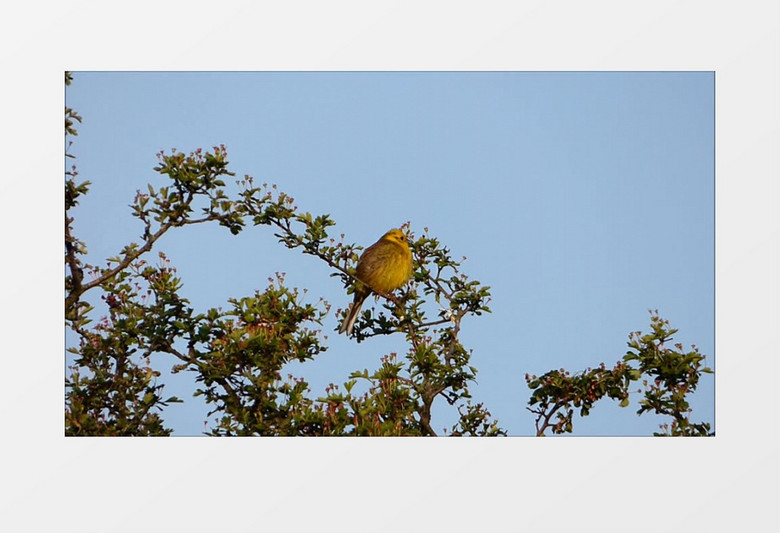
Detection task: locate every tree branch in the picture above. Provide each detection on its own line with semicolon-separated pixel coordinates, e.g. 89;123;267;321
64;214;84;311
65;205;220;318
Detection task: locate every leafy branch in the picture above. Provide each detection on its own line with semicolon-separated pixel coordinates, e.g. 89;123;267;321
526;311;713;436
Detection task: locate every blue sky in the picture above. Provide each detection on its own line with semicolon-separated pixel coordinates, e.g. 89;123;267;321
66;71;714;436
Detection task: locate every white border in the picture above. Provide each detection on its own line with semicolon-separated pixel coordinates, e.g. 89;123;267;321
4;1;778;531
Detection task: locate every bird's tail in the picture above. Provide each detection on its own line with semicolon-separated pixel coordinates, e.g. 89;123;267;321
338;299;364;336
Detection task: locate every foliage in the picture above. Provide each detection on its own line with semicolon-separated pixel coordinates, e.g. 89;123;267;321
64;73;502;436
526;311;713;436
624;313;714;436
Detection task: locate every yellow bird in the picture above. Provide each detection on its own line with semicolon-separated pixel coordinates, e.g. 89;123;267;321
338;228;413;336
